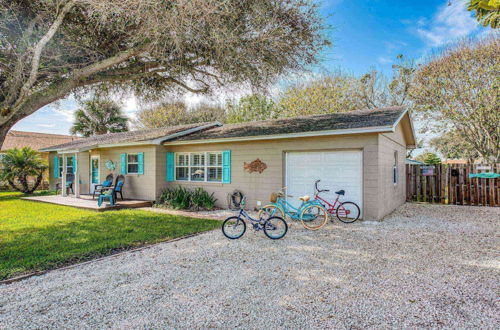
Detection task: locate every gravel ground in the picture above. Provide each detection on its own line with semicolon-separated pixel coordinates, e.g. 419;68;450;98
1;203;499;329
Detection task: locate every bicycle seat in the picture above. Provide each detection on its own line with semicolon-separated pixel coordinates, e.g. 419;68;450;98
335;190;345;196
299;195;310;202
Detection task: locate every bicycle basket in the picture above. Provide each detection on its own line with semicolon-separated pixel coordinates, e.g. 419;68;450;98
270;192;278;203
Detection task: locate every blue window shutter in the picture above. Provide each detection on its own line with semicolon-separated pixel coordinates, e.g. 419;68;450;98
222;150;231;184
53;156;59;178
138;152;144;175
72;156;77;173
120;153;127;174
166;152;174;182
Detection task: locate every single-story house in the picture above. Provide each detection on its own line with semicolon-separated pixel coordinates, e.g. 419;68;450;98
41;106;416;220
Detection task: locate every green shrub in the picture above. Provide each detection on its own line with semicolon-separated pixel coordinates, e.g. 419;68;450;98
157;186;217;210
191;187;217;210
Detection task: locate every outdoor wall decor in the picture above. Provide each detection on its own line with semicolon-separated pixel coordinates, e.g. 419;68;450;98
105;160;116;171
244;158;267;174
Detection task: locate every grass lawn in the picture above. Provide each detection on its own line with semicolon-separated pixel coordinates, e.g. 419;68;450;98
0;192;220;280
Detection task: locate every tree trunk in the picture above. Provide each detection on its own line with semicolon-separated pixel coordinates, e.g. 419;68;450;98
7;179;23;193
27;173;44;194
0;122;12;150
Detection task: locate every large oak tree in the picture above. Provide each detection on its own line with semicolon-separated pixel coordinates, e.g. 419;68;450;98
411;36;499;163
0;0;327;148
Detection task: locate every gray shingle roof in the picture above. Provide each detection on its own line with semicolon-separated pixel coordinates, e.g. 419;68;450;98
172;106;406;142
42;107;407;151
40;122;219;151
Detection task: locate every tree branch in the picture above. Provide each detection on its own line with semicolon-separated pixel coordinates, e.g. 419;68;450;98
15;1;76;108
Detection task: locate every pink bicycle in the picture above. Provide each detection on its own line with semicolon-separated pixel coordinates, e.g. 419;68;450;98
314;180;361;223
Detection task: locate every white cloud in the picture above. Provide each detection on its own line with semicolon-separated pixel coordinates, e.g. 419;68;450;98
377;56;392;65
417;1;479;47
36;123;56;128
52;106;76;123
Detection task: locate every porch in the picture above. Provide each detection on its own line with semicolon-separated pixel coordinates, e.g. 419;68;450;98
22;194;152;211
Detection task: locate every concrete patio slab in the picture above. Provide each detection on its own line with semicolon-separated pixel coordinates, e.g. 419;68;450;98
21;194;152;211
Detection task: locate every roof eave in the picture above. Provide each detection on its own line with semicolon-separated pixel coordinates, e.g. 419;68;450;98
40;122;222;152
163;125;395;146
391;108;417;148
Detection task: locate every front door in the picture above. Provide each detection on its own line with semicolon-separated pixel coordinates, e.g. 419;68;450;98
90;156;99;193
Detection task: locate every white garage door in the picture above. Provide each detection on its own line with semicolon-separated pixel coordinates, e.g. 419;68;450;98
285;150;363;216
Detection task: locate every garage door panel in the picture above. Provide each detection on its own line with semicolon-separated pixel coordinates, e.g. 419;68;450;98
286;151;362;216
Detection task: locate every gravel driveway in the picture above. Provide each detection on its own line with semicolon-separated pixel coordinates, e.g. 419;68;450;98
1;203;499;329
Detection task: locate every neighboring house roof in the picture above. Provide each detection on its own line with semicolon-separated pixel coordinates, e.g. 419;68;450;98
406;159;425;165
42;106;416;152
40;122;221;152
168;106;413;144
1;130;79;152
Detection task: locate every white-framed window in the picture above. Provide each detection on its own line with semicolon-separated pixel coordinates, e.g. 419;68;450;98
59;156;73;176
393;151;398;185
127;153;139;174
175;151;223;182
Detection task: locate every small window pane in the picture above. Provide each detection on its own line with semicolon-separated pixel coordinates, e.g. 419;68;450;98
128;164;139;174
177;154;188;166
128;154;138;163
217;153;222;165
207;167;222;182
191;167;205;181
191;153;205;166
66;157;74;174
176;167;189;180
208;153;217;166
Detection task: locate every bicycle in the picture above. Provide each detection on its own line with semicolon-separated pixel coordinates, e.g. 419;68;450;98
259;187;329;230
314;180;361;223
222;196;288;240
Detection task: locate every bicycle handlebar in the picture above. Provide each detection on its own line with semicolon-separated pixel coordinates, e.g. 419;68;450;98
314;179;330;194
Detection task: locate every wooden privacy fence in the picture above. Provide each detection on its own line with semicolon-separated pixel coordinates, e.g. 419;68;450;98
406;164;500;207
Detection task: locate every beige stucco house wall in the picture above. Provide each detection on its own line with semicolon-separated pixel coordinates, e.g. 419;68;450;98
162;133;382;219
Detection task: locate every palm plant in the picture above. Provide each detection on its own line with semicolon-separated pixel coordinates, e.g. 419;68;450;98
70;99;129;137
0;147;48;193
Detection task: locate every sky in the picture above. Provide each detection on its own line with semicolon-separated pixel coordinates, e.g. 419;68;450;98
12;0;491;136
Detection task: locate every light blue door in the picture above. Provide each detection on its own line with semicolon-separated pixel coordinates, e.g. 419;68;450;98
90;156;99;193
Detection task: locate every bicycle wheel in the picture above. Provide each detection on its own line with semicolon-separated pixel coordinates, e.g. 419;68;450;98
300;204;328;230
263;217;288;239
336;202;360;223
259;204;285;220
222;216;246;239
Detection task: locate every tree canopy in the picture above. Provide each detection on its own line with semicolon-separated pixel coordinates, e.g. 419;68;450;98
410;36;499;163
134;101;226;129
429;130;480;164
415;151;442;165
0;0;328;148
226;95;278;123
70;98;128;137
278;74;360;117
467;0;500;28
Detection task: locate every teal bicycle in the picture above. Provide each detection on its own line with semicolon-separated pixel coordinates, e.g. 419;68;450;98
259;187;329;230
